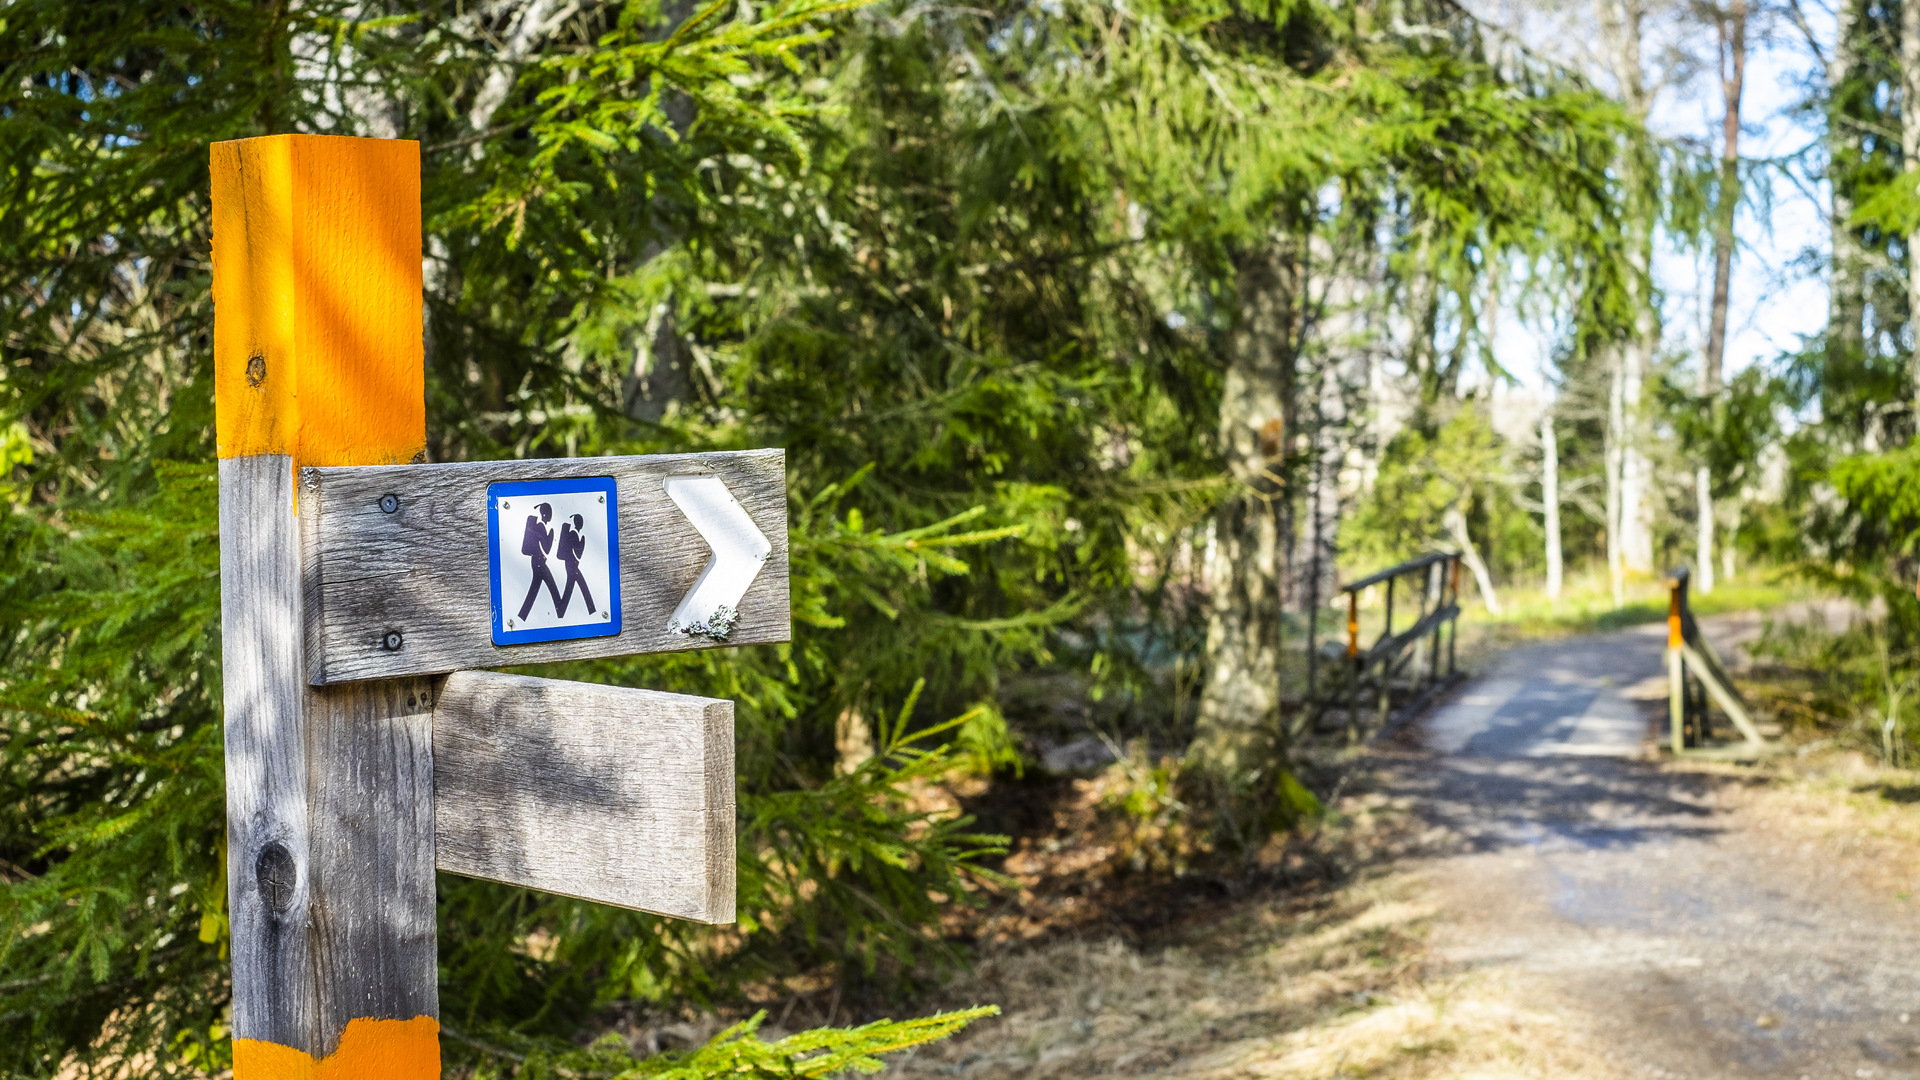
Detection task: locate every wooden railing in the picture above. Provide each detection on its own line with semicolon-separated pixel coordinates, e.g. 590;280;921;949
1302;551;1465;739
1665;567;1770;756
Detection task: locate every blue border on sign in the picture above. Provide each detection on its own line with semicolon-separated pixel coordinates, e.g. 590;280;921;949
487;475;623;647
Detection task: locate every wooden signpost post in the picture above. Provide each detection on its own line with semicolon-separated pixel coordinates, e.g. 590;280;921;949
213;134;787;1079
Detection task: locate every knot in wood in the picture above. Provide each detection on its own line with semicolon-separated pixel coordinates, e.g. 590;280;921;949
255;841;297;915
245;353;267;388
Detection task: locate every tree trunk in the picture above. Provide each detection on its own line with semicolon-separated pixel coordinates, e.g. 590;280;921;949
1695;464;1715;589
1906;0;1920;419
1444;505;1501;615
1722;497;1741;583
1192;240;1296;798
1703;0;1745;382
1606;348;1626;607
1697;0;1746;596
467;0;562;147
1542;408;1563;601
1619;301;1655;577
1598;0;1657;585
1830;0;1865;365
1300;357;1345;698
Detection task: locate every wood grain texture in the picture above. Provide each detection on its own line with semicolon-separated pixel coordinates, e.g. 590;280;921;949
432;671;736;923
307;677;439;1033
221;457;441;1061
222;455;316;1052
211;135;424;466
301;449;789;685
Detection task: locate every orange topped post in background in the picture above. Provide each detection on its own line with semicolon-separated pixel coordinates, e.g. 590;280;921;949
212;135;439;1080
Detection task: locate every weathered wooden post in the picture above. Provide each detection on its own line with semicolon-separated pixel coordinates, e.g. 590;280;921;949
1667;575;1687;756
214;135;789;1079
1345;591;1361;740
214;135;441;1078
1426;560;1443;689
1446;556;1460;676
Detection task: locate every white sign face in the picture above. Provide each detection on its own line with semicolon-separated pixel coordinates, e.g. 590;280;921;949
487;477;622;646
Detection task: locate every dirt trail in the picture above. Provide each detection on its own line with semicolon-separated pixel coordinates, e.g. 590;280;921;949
890;606;1920;1080
1398;606;1920;1079
1398;751;1920;1078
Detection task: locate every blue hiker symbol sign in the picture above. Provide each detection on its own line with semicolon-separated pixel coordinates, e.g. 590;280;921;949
488;476;622;645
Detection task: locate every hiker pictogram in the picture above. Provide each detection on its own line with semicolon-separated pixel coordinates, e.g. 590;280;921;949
557;513;597;617
487;477;623;645
517;502;562;621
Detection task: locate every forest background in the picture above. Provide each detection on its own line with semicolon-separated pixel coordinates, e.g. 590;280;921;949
2;0;1916;1077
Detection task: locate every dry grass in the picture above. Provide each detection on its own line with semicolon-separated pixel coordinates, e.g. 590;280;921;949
1676;747;1920;904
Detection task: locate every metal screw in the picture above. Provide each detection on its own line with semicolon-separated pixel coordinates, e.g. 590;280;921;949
501;500;510;510
507;619;515;628
598;495;604;503
381;630;403;651
379;493;399;514
602;611;609;620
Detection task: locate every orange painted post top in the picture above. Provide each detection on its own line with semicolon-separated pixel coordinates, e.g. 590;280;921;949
211;135;425;465
1667;581;1682;648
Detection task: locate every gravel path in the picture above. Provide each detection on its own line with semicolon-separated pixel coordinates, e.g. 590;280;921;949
1398;610;1920;1079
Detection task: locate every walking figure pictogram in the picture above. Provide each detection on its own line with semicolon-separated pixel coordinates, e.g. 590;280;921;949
557;512;597;618
517;503;563;620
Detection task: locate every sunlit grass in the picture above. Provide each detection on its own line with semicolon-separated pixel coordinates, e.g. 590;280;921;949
1454;564;1815;641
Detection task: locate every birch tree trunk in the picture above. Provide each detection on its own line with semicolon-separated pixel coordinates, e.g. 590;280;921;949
467;0;563;148
1598;0;1658;584
1722;497;1741;583
1299;353;1346;697
1542;408;1563;601
1696;0;1746;595
1620;278;1656;577
1829;0;1865;367
1905;0;1920;418
1444;505;1501;615
1192;240;1296;799
1606;350;1626;607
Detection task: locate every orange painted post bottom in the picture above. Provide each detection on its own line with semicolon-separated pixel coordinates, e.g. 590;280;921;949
235;1017;440;1080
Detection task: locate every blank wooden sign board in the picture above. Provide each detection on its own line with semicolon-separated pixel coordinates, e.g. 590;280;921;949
212;135;785;1080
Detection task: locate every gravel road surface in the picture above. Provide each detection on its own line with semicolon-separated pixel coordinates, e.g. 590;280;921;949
1399;610;1920;1079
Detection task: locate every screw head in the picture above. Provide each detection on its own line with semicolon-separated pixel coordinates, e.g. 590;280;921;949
379;494;399;514
602;611;609;620
501;500;510;510
598;495;604;503
381;630;403;651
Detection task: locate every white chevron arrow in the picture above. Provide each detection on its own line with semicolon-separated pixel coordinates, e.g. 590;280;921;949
665;475;772;640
